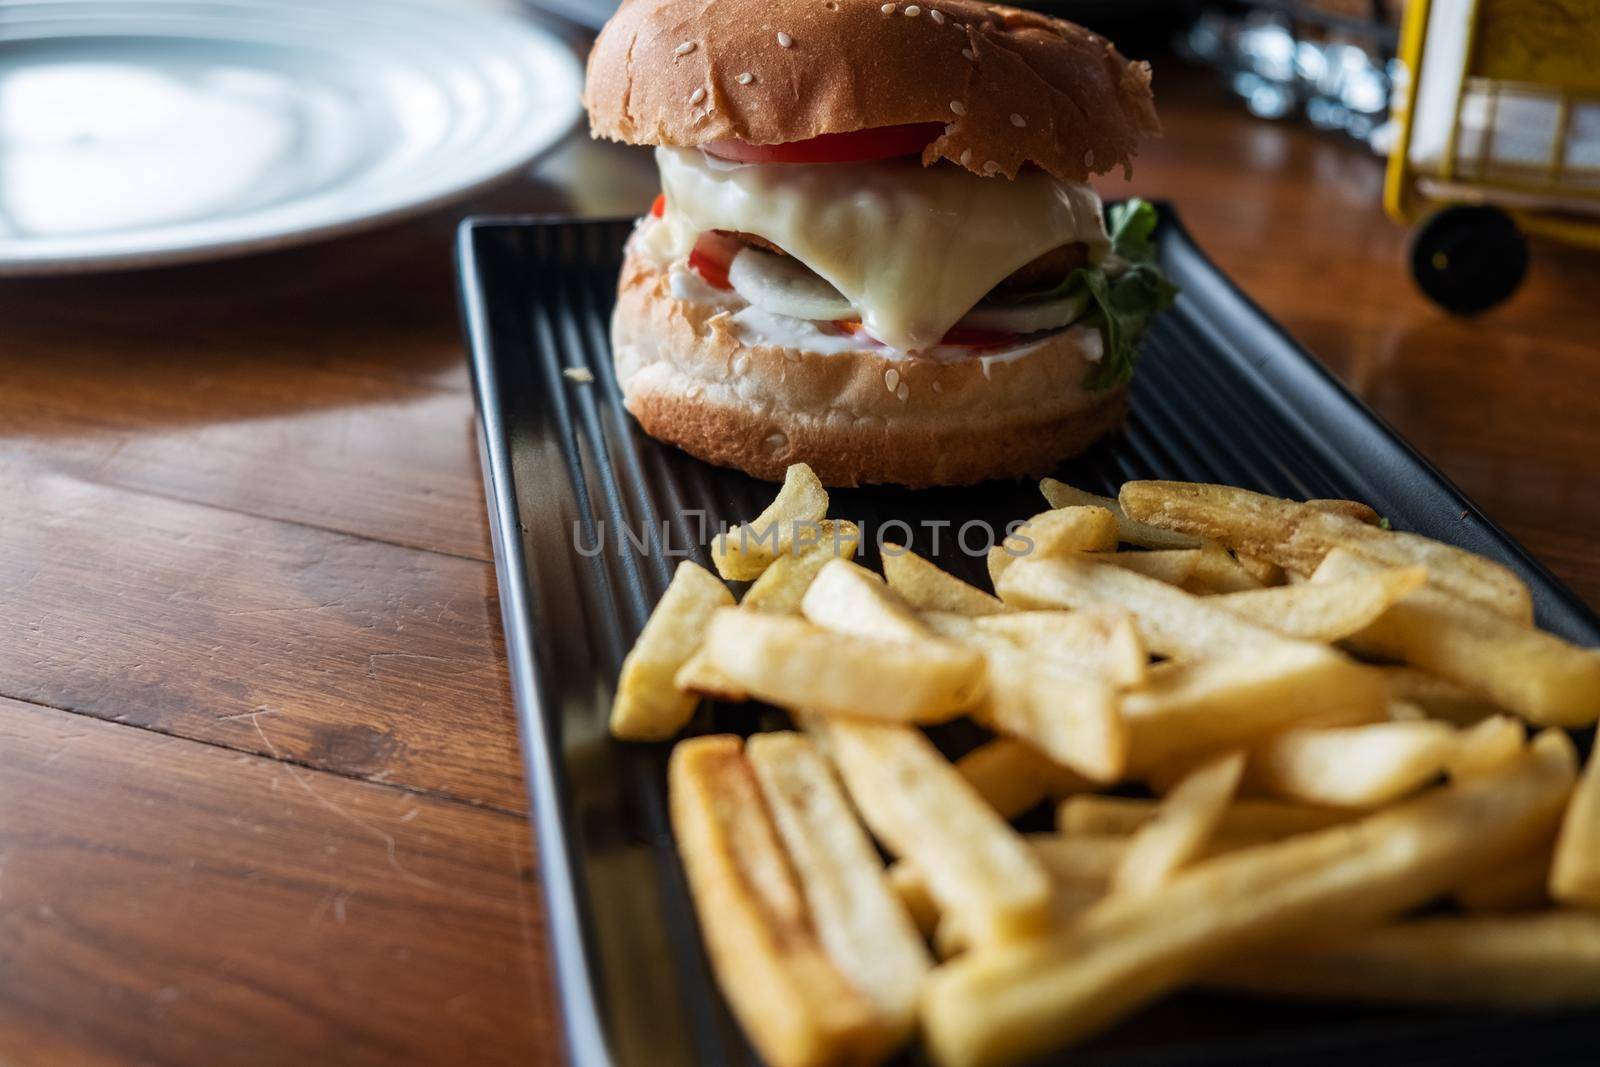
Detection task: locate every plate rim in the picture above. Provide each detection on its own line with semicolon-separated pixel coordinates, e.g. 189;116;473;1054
0;0;586;275
457;211;614;1067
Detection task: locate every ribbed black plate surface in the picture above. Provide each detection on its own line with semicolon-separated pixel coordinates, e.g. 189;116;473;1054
457;210;1600;1067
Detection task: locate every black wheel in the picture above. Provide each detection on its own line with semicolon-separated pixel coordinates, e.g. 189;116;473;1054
1409;205;1528;315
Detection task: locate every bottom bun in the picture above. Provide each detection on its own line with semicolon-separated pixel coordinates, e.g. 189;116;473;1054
611;248;1127;488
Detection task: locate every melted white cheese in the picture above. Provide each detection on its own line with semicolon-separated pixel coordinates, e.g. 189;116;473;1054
653;147;1109;353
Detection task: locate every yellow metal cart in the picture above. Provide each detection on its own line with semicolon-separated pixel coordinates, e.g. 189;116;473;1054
1384;0;1600;311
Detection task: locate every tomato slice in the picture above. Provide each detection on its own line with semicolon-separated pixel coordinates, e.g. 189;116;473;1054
650;193;666;218
833;320;1019;350
703;123;944;165
688;232;741;289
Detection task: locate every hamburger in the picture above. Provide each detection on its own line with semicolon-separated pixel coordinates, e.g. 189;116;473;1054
584;0;1172;487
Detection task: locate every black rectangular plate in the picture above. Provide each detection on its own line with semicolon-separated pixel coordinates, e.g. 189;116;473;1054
457;210;1600;1067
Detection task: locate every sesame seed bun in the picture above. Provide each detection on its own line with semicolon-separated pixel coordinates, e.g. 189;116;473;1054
611;246;1128;487
584;0;1159;181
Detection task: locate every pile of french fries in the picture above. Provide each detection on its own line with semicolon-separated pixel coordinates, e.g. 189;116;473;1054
610;464;1600;1067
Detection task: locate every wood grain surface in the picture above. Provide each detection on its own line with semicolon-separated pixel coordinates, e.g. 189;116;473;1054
1;50;1596;1066
0;696;553;1067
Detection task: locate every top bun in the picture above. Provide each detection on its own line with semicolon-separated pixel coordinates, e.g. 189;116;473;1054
584;0;1159;182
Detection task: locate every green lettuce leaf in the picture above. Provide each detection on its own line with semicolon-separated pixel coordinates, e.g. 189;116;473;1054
985;198;1178;390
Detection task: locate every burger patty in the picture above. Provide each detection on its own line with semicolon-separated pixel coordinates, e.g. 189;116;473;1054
994;242;1089;293
720;230;1088;295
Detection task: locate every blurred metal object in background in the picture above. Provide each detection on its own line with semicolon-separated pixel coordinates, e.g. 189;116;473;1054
1183;1;1402;147
1387;0;1600;313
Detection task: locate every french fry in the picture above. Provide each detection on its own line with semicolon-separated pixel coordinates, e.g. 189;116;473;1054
1111;752;1245;896
1386;700;1427;721
1245;720;1459;808
997;555;1327;660
1550;746;1600;908
918;829;1274;960
1120;649;1390;776
1379;666;1506;725
1117;480;1533;622
1208;911;1600;1007
978;647;1125;783
711;463;830;581
810;717;1053;946
741;520;861;614
668;736;878;1067
1455;833;1554;912
888;860;941;937
935;883;1104;961
1209;564;1427;642
1027;834;1129;888
893;835;1131;951
702;609;984;722
1447;714;1525;781
801;558;929;642
921;733;1578;1067
673;647;748;702
987;506;1117;589
882;548;1006;617
1058;795;1355;840
1315;547;1600;727
1091;549;1202;587
1039;478;1201;550
971;609;1147;688
1185;543;1264;594
611;561;734;741
899;835;1130;910
747;732;932;1053
922;613;1126;781
1305;498;1382;525
1234;552;1286;586
955;738;1094;820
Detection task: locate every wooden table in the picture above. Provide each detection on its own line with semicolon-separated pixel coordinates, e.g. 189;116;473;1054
3;54;1597;1066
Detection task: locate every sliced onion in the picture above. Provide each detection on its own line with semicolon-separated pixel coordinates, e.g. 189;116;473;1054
956;290;1091;335
727;243;1090;341
727;247;855;322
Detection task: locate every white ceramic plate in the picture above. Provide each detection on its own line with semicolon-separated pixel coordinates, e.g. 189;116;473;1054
0;0;585;273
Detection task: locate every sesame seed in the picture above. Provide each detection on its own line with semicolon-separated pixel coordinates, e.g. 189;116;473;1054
961;48;975;61
931;380;943;393
929;8;945;24
562;367;595;384
884;368;900;393
777;31;793;47
983;159;1000;174
896;382;910;401
674;41;695;56
949;100;966;115
736;72;754;85
944;123;956;135
959;149;972;165
1083;148;1095;167
1010;113;1026;127
689;86;706;105
905;4;921;14
881;2;895;11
